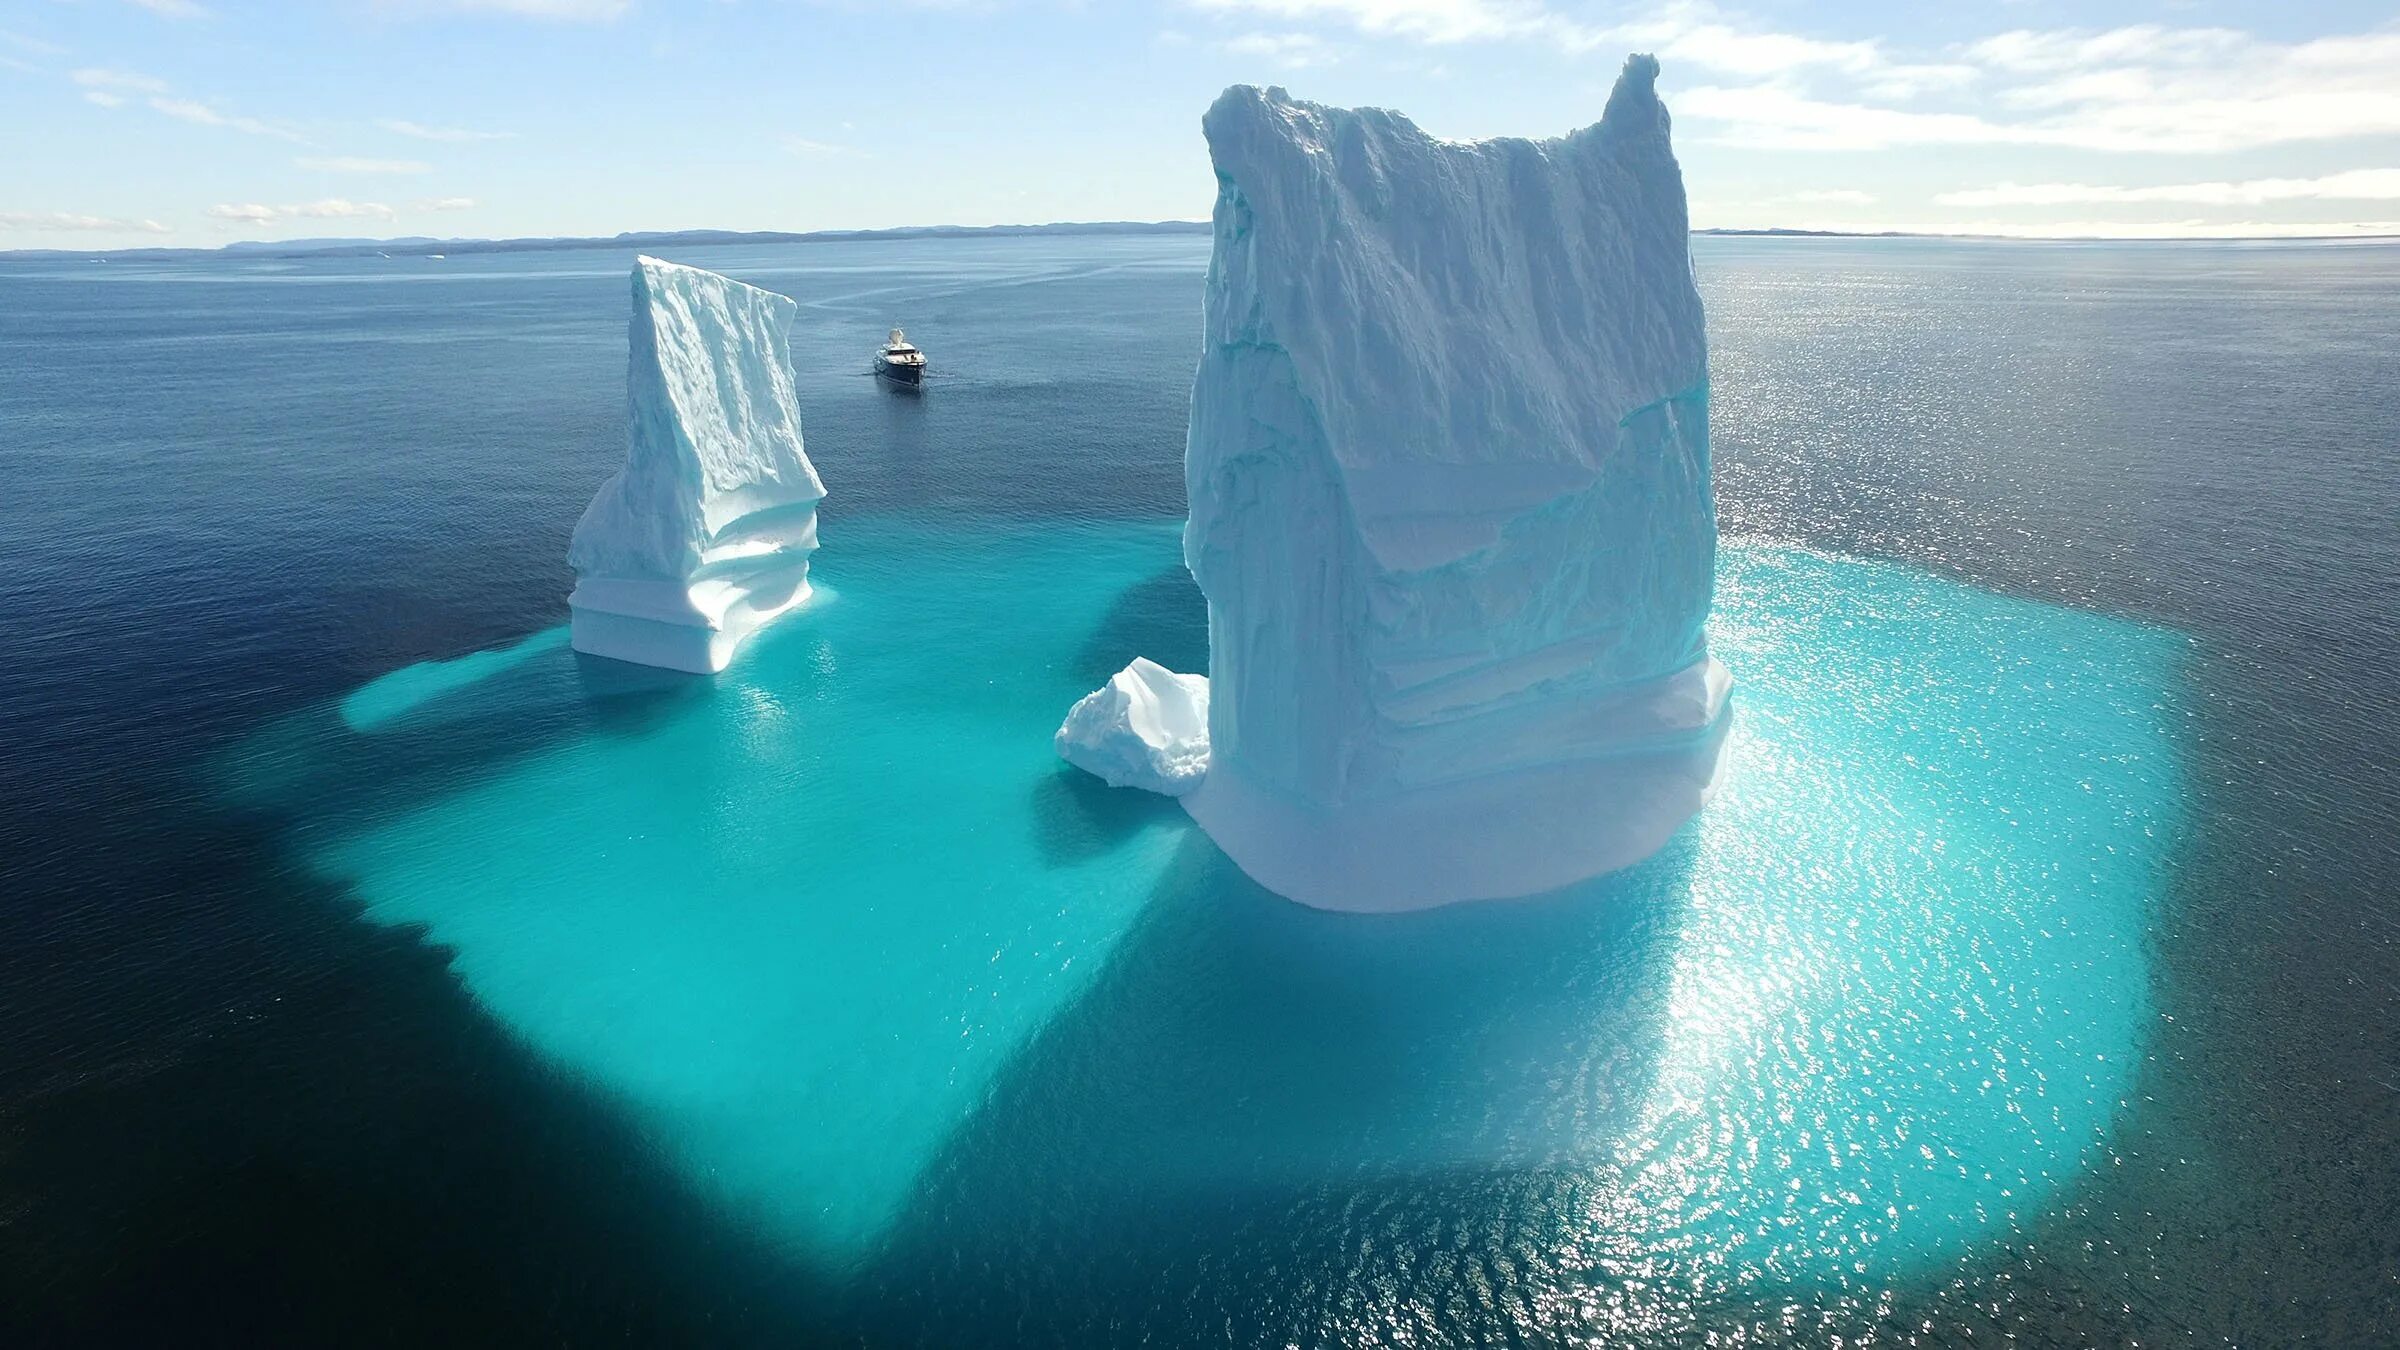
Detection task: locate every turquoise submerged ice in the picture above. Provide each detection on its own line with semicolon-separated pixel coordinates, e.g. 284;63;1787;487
226;520;2183;1314
567;256;826;674
1181;59;1728;911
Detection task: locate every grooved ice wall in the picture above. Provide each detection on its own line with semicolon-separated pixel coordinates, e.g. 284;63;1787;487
1179;57;1733;910
567;256;825;674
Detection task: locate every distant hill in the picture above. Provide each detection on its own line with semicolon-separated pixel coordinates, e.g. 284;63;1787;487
0;220;1213;264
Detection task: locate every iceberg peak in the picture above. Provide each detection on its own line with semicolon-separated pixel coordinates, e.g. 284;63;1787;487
1598;52;1668;146
566;256;825;674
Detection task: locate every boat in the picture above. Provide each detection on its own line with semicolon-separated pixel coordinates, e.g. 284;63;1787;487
875;328;926;387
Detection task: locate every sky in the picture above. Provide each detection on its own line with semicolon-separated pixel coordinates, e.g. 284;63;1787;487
3;0;2398;250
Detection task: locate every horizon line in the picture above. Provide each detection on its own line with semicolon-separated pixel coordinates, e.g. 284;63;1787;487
5;218;2398;263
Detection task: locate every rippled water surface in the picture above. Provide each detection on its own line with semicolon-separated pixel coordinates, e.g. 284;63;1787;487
3;235;2396;1345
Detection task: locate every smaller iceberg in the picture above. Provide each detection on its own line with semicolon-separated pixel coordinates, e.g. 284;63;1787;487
567;255;824;674
1054;658;1211;796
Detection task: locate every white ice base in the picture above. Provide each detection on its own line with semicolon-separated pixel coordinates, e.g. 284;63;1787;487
1184;658;1733;912
568;574;813;675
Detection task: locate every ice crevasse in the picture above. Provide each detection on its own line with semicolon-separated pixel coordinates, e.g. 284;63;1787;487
568;256;826;674
1062;56;1733;911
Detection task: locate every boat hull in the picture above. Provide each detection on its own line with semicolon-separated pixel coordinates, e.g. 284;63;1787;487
876;358;924;386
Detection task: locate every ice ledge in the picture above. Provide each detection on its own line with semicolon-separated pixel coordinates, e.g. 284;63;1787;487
568;571;816;676
1184;658;1732;912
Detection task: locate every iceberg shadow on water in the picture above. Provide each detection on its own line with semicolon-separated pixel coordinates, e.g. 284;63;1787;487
1066;566;1210;692
221;626;720;838
1028;766;1187;871
847;831;1702;1342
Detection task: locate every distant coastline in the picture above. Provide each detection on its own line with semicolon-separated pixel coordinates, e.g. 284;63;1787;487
1693;227;2400;243
0;219;1212;264
3;219;2394;262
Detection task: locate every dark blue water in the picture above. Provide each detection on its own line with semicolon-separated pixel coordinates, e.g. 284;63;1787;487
2;235;2396;1345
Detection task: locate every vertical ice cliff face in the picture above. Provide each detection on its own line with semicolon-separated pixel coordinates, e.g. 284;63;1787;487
1180;57;1732;911
568;256;825;674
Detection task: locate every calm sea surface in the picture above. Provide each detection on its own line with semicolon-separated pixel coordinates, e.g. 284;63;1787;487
2;234;2395;1346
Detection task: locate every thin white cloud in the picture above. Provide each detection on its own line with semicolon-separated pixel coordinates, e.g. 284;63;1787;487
1188;0;1954;90
69;68;322;146
151;95;310;143
72;67;170;92
1676;84;2028;151
1938;169;2400;208
1691;187;1879;215
296;155;434;174
1608;13;1873;76
1605;8;1977;102
1967;26;2400;151
1683;23;2400;153
1188;0;1558;46
1223;31;1342;67
417;0;628;18
784;135;862;157
1965;25;2250;76
0;27;67;56
1192;4;2400;156
202;197;474;225
1677;28;1876;76
0;211;173;233
207;199;398;224
377;117;517;142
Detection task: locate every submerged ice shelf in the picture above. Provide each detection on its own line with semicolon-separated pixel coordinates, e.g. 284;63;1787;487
221;521;2184;1300
1069;59;1731;911
567;256;826;674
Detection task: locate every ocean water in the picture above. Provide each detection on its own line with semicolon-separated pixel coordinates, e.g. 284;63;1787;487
3;234;2396;1346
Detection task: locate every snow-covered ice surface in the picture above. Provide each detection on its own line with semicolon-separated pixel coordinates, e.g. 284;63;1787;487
1180;58;1731;911
567;256;825;674
1055;658;1212;796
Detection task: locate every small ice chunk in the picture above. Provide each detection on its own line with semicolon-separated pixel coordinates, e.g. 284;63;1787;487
1055;658;1212;796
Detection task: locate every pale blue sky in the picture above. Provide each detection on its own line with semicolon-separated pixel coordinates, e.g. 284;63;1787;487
4;0;2398;249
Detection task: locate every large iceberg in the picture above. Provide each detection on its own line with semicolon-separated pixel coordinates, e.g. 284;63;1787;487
1055;657;1212;796
567;256;825;674
1172;57;1732;911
